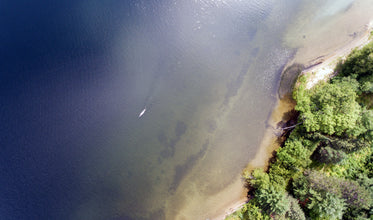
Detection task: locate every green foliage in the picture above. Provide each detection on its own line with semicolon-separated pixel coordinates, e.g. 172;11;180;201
256;185;290;216
276;139;312;169
294;170;372;212
327;146;372;179
268;162;291;187
293;76;312;113
286;195;306;220
360;109;373;140
241;202;267;220
360;74;373;93
225;200;270;220
295;77;363;136
318;80;360;135
292;175;311;203
358;93;373;109
224;214;240;220
314;146;346;164
308;192;345;220
309;132;369;153
331;138;369;153
301;137;319;152
293;174;346;219
339;41;373;80
249;169;270;190
364;151;373;178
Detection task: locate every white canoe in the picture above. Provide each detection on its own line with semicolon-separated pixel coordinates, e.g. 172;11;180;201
138;108;146;118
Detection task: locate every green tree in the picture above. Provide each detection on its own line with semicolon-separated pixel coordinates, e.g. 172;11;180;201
360;109;373;140
295;78;362;136
314;146;346;164
248;169;270;190
240;202;268;220
256;185;290;216
292;174;311;203
308;192;346;220
303;171;372;210
276;139;312;169
268;162;291;187
339;41;373;80
286;195;306;220
360;75;373;93
364;152;373;178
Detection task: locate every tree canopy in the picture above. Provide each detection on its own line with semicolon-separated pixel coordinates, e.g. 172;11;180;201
295;77;362;136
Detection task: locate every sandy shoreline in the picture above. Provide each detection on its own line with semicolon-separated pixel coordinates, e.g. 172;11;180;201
214;20;373;220
212;199;247;220
302;21;373;89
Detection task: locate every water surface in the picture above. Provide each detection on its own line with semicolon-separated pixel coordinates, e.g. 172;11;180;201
1;0;372;219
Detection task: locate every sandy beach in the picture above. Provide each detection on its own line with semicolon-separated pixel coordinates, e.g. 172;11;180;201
302;21;373;89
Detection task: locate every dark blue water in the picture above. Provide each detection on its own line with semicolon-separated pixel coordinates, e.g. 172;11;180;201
1;0;358;219
1;1;125;219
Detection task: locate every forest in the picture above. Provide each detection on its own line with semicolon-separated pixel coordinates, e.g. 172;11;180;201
227;41;373;219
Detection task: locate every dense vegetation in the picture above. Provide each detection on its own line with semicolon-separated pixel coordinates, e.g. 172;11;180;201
227;42;373;220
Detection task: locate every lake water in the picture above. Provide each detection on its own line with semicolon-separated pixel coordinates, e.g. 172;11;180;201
1;0;372;219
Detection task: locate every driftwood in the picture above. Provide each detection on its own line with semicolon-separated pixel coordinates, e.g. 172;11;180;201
278;122;303;130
